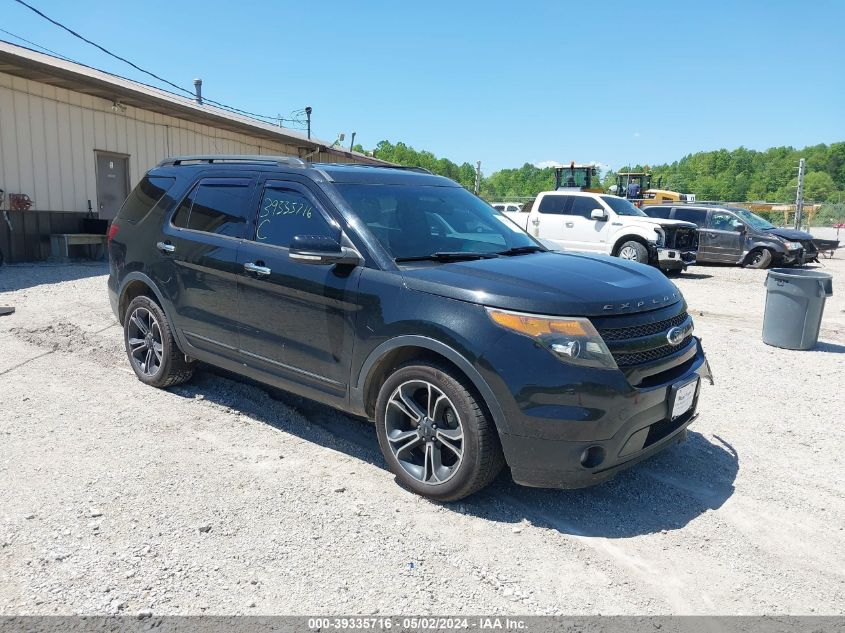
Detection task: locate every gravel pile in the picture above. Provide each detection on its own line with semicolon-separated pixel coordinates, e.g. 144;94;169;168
0;259;842;615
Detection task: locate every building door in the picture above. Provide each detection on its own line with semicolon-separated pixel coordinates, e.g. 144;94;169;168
96;153;129;221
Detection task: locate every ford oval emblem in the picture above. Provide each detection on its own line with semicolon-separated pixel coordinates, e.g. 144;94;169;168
666;326;686;346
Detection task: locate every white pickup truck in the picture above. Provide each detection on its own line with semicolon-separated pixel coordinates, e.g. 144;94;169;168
504;191;699;272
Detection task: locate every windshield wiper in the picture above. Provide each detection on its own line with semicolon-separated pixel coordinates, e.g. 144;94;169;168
394;251;500;263
497;245;546;256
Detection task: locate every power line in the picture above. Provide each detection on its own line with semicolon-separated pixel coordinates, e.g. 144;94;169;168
12;0;197;97
10;0;307;128
0;27;74;62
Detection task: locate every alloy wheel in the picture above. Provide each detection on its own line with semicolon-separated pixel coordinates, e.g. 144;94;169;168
384;380;464;485
126;306;164;377
619;245;638;260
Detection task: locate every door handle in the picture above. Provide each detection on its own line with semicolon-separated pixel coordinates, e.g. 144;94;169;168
565;222;575;228
707;232;717;238
244;262;271;276
156;241;175;253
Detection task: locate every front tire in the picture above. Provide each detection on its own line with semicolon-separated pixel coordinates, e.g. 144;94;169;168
617;241;649;263
746;248;773;269
375;362;504;501
123;295;194;388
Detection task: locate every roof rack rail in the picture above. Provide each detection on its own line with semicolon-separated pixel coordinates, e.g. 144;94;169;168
157;155;308;168
377;165;433;174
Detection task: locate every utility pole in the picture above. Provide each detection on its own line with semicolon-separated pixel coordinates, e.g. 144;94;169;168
474;161;482;195
305;106;312;139
349;132;356;152
794;157;805;230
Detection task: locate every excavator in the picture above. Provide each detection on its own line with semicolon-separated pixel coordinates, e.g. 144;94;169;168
610;170;695;206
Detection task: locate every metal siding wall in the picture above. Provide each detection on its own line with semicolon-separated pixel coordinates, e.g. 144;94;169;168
1;71;372;219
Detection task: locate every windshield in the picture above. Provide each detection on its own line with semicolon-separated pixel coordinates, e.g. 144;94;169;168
733;208;775;230
335;184;539;260
600;195;648;217
558;168;592;189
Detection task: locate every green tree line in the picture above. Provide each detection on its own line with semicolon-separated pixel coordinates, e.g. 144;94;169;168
365;140;845;204
368;141;478;190
618;142;845;203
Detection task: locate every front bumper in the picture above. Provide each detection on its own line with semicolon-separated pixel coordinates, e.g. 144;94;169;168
655;247;696;271
487;339;713;489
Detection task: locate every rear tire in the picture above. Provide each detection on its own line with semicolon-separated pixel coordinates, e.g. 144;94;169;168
375;361;504;501
617;241;649;263
746;248;773;269
123;295;194;388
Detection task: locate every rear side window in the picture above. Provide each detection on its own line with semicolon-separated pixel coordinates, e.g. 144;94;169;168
117;175;175;223
674;208;706;226
647;206;672;219
254;186;337;247
538;195;570;214
171;178;253;238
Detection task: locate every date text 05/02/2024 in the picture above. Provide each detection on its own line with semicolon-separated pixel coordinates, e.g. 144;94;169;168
306;616;527;630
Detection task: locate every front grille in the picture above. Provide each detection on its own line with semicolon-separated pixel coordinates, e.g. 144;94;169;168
674;228;698;250
801;240;818;256
663;227;698;250
613;335;693;367
600;311;689;341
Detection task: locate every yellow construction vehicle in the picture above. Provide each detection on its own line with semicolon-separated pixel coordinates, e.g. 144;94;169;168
612;171;695;206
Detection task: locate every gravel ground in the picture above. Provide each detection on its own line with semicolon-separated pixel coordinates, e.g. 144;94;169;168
0;257;843;616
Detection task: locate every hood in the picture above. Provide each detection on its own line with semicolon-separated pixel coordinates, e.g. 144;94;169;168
765;227;814;241
630;216;698;230
400;252;683;316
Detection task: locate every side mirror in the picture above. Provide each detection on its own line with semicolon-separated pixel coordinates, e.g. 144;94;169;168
289;234;363;266
591;208;608;221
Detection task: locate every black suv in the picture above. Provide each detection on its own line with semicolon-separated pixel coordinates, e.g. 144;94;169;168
642;204;818;268
108;155;712;501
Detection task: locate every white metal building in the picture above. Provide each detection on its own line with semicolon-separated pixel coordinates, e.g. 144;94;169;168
0;40;386;261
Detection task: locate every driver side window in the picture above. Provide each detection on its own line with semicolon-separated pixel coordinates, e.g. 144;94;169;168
253;186;338;248
569;197;599;219
709;211;742;232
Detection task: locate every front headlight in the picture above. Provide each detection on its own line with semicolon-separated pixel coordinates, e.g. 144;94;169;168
486;307;617;369
783;241;802;250
654;227;665;246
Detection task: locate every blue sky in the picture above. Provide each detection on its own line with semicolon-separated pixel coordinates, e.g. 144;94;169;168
3;0;843;174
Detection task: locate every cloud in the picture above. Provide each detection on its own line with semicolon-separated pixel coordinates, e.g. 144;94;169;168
633;132;641;138
533;160;566;169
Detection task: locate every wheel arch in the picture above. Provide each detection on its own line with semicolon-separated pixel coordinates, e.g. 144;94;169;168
611;233;652;256
743;239;787;264
117;273;168;323
353;336;510;434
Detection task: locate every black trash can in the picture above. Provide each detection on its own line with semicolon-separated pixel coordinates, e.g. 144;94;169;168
762;268;833;350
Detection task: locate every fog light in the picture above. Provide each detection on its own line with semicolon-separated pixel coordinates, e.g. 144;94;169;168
580;445;606;469
551;340;580;357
